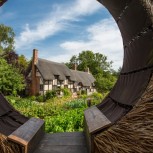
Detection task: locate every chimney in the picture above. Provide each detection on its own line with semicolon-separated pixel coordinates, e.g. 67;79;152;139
31;49;38;96
33;49;38;65
85;67;90;74
73;63;77;71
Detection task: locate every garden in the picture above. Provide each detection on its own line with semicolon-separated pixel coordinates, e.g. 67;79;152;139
6;92;106;133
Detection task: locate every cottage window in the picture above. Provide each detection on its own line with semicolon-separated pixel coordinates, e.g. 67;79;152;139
40;85;44;91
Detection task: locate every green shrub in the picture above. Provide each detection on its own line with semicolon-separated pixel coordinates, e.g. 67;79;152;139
80;94;87;100
29;96;36;101
81;90;87;95
64;99;87;109
37;95;44;102
90;92;103;100
89;92;103;105
61;88;71;97
0;58;25;96
45;90;56;100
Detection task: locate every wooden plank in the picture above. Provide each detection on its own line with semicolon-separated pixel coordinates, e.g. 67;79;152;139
34;132;88;153
8;117;44;153
84;106;111;134
37;133;86;146
34;146;87;153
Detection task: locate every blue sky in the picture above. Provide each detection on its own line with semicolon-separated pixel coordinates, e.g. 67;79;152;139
0;0;123;70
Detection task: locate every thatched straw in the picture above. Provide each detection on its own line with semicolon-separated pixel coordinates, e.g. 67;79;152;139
94;75;153;153
0;134;21;153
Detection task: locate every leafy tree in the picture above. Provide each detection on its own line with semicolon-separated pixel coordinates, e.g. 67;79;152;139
111;66;122;77
66;50;117;93
0;58;25;96
66;50;112;75
3;51;29;75
95;73;117;93
0;24;15;53
3;51;18;64
65;55;78;69
17;55;29;75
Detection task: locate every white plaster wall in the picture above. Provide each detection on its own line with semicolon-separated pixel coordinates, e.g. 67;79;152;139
53;79;57;85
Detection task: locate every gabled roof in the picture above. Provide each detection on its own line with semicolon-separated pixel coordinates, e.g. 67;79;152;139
71;70;95;87
27;57;95;86
36;58;75;81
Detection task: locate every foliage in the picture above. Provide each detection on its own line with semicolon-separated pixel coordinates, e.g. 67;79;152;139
0;24;15;53
81;90;87;95
64;99;87;109
89;92;104;105
45;90;57;100
7;92;105;133
36;95;44;102
17;55;29;75
95;72;117;93
61;88;71;97
3;51;29;75
66;50;118;93
45;108;84;133
80;94;88;100
3;51;18;65
28;96;36;101
7;96;89;133
0;58;25;95
90;92;103;100
66;50;112;75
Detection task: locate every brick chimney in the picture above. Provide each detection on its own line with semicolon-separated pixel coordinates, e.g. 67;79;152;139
85;67;90;74
73;63;77;71
31;49;38;95
33;49;38;65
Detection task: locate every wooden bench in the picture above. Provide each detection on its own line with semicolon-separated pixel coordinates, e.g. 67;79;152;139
84;106;111;153
8;117;45;153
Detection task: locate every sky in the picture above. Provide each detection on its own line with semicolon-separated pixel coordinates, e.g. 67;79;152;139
0;0;123;70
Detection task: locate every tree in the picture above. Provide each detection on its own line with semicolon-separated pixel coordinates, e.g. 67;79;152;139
111;67;122;77
95;72;117;93
2;51;29;75
66;50;112;75
17;55;29;75
66;50;117;93
3;51;18;64
0;58;25;96
0;24;15;53
65;55;78;70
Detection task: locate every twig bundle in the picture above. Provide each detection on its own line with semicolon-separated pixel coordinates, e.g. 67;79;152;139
0;134;21;153
94;76;153;153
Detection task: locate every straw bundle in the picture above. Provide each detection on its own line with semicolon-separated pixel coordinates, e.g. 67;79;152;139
0;133;21;153
94;75;153;153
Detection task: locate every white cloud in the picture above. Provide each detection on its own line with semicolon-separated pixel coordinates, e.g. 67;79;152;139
15;0;101;50
58;18;123;70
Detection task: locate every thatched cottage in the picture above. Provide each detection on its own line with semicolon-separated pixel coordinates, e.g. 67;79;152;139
26;49;96;96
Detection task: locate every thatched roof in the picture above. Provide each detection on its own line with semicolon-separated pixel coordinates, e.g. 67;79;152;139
71;70;95;87
35;58;95;87
36;58;75;81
